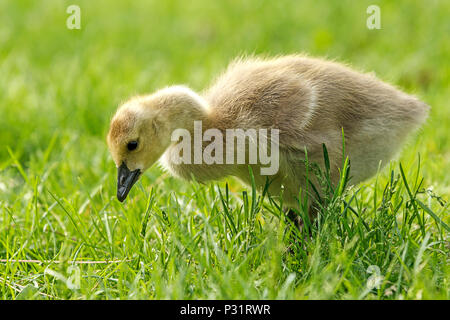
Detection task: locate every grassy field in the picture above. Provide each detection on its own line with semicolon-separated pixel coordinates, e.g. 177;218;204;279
0;0;448;300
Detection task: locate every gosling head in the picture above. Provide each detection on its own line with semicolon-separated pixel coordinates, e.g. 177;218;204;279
107;86;208;202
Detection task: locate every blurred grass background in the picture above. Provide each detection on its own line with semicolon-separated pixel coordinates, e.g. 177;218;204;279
0;0;448;299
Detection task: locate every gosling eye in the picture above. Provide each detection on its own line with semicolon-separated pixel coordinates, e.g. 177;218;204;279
127;141;138;151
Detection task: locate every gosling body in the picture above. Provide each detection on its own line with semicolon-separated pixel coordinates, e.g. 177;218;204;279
107;55;429;208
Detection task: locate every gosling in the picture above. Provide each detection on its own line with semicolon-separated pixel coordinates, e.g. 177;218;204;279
107;55;429;215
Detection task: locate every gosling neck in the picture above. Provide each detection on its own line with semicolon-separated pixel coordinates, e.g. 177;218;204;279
153;85;210;133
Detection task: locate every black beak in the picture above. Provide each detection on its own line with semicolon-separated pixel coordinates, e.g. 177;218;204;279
117;162;141;202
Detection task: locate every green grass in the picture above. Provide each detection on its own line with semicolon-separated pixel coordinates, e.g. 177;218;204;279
0;0;449;299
